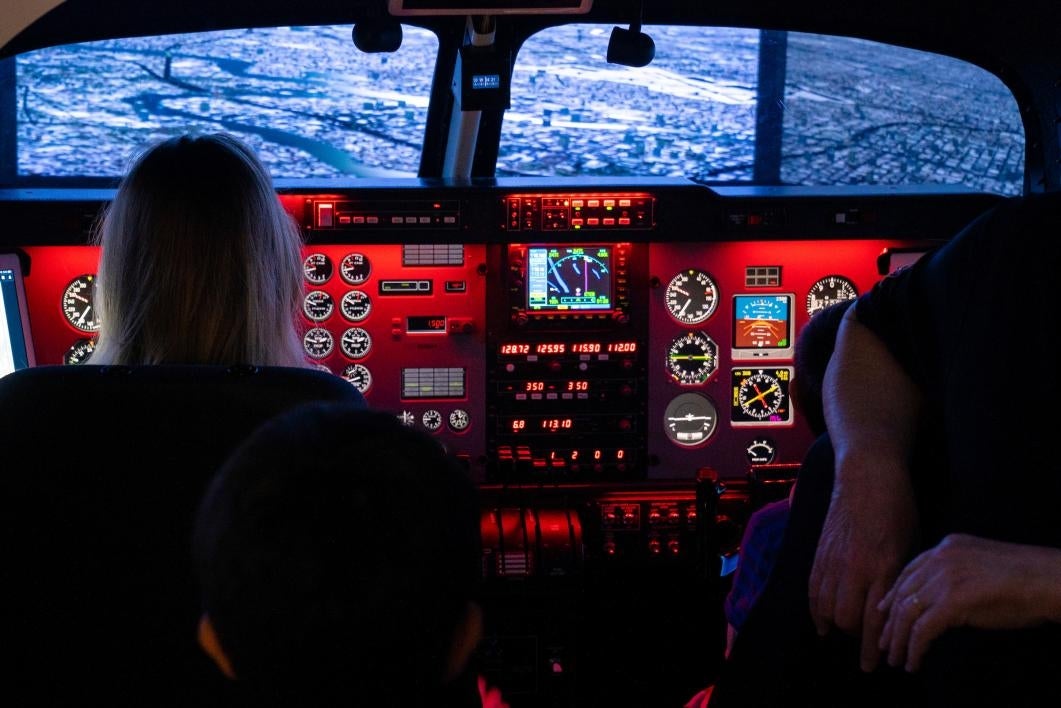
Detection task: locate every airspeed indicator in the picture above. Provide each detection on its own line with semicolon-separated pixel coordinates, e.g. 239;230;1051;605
664;269;719;325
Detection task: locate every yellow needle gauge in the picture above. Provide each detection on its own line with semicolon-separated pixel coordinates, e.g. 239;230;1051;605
666;331;719;385
732;367;793;426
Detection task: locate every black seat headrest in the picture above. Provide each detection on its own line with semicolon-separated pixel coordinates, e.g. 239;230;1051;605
0;364;365;707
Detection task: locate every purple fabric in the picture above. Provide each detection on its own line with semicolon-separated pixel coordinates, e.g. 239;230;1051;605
724;498;791;631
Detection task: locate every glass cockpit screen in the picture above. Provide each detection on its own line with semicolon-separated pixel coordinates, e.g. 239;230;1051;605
732;293;795;359
527;246;613;312
0;254;35;377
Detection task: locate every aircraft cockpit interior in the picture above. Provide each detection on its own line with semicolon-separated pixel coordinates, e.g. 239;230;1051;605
2;0;1058;705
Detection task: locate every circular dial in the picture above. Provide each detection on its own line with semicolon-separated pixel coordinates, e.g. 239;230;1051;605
664;269;719;325
745;438;777;465
302;290;334;321
339;327;372;359
666;332;719;385
340;252;371;285
340;290;372;322
62;274;101;333
663;392;719;447
806;275;858;317
303;253;333;285
422;409;443;431
448;408;470;432
63;338;96;365
736;369;787;421
341;363;372;393
303;327;334;359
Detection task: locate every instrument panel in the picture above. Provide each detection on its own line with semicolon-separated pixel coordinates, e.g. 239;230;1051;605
6;182;990;708
10;183;959;486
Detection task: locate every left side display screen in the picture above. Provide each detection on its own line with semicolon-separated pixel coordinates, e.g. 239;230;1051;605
527;245;613;312
0;254;36;377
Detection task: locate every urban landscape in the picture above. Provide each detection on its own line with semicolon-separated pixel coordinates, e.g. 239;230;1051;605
16;23;1023;194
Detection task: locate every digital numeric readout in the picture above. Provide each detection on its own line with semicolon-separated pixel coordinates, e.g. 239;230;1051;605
499;341;638;356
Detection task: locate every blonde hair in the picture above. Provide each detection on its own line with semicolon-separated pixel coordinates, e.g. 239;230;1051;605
91;133;306;367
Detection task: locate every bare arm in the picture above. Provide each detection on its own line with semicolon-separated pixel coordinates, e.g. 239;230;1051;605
810;304;924;670
822;304;924;482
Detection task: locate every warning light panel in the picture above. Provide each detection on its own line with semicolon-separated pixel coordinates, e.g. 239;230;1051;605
502;193;654;231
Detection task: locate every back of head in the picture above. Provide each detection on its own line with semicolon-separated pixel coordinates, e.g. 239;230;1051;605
93;133;304;366
194;404;481;707
794;300;852;436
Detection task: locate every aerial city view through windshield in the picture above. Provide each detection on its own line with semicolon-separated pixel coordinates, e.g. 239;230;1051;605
15;24;1024;194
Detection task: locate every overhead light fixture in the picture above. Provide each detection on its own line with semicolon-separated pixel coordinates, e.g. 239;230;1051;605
352;19;403;53
606;3;654;68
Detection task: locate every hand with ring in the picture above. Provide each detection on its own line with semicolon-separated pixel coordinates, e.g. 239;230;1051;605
877;533;1061;672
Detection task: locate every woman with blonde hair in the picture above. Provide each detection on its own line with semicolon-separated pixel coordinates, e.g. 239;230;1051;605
91;132;306;367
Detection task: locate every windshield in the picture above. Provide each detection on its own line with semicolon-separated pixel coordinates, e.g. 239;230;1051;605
499;25;1024;195
14;25;438;179
10;22;1024;193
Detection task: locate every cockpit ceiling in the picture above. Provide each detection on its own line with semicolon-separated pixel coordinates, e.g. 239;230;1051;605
4;0;1061;69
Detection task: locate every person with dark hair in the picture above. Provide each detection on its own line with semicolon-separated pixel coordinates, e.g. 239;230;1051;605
719;300;852;647
709;193;1061;707
193;404;489;708
685;300;855;707
791;300;852;439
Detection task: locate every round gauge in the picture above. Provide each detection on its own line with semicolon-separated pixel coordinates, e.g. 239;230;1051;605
398;410;417;426
663;392;719;447
448;408;470;432
422;409;443;431
806;275;858;317
303;253;333;285
63;338;96;365
340;252;371;285
313;363;333;374
734;369;788;422
303;290;334;321
745;438;777;465
666;332;719;385
340;290;372;322
341;363;372;394
62;274;101;333
303;327;334;359
664;269;719;325
340;327;372;359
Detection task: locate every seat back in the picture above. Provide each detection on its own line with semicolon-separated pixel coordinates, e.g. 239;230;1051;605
0;365;365;707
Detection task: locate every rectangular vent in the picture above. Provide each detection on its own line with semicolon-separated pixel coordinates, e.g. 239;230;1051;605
403;244;464;266
744;265;781;287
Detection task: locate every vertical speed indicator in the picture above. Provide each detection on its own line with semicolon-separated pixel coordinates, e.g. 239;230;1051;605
806;275;858;316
